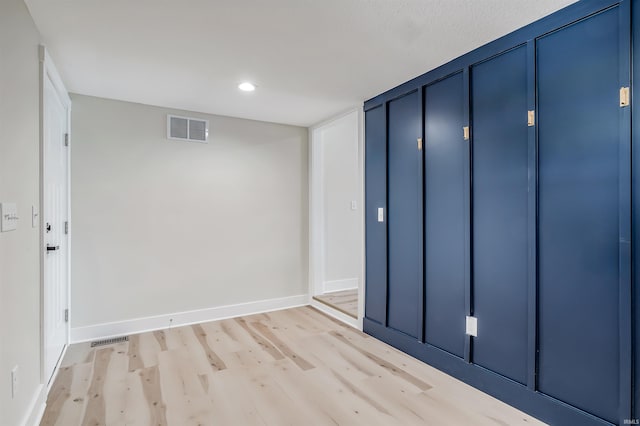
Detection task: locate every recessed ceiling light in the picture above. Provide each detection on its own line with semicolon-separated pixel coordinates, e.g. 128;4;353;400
238;82;256;92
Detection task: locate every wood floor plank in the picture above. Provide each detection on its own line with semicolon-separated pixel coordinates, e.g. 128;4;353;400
153;330;168;351
59;342;94;368
191;324;228;372
197;320;244;354
139;365;168;426
250;321;314;371
127;334;144;372
234;317;285;361
41;362;94;426
43;307;545;426
299;333;374;383
103;347;132;425
157;348;213;426
232;360;313;426
40;366;73;426
81;347;113;426
328;330;433;391
267;359;378;426
137;331;162;369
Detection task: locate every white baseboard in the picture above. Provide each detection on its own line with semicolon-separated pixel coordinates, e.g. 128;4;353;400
16;340;68;426
20;384;46;426
310;299;360;330
71;294;309;344
47;343;69;392
323;278;358;293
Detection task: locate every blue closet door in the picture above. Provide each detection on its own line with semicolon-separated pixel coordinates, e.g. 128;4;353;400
471;46;528;384
424;73;466;357
537;7;626;423
365;105;387;325
387;91;422;338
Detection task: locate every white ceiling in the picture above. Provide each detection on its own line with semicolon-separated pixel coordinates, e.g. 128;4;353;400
25;0;577;127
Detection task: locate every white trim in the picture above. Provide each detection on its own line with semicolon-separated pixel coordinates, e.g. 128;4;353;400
308;125;325;297
18;340;69;426
310;299;360;330
19;384;46;426
39;45;72;387
46;344;69;391
308;106;366;330
39;46;71;107
323;278;359;293
308;107;363;298
356;106;365;331
70;294;308;343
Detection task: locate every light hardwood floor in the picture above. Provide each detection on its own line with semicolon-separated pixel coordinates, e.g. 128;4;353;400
313;289;358;318
41;306;545;426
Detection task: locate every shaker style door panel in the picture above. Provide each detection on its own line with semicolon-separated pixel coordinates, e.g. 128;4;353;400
537;7;623;423
471;45;529;385
424;73;467;357
387;91;423;338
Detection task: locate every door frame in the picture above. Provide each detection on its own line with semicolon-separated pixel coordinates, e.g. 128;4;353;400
308;107;364;329
39;45;72;387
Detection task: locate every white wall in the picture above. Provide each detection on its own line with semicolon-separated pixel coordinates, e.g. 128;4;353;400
0;1;45;425
310;110;362;294
70;95;309;331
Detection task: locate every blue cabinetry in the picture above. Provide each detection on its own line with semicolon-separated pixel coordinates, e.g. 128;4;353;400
471;45;529;386
424;73;467;358
364;105;387;325
387;91;423;338
536;8;628;423
364;1;634;425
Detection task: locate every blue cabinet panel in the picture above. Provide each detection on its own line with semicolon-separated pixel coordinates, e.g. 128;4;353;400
424;73;466;357
387;91;423;338
537;8;621;423
471;46;529;385
364;105;387;325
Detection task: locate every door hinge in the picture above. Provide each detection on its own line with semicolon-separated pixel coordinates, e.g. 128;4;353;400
64;309;69;322
417;138;423;151
527;110;535;127
620;87;630;107
64;221;69;234
463;126;470;141
64;133;69;146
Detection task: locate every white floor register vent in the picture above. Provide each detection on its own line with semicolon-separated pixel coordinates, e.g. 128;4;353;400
90;336;130;347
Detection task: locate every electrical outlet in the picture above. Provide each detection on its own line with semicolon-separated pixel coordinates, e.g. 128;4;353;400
11;366;18;398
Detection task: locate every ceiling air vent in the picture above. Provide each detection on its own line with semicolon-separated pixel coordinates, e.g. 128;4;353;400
167;115;209;143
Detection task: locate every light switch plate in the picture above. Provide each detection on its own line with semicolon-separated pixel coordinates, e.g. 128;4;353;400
466;316;478;337
1;203;18;232
351;200;357;211
377;207;384;222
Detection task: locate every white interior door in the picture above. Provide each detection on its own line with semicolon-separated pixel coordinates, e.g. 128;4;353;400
43;64;70;384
